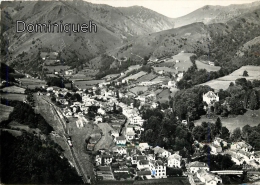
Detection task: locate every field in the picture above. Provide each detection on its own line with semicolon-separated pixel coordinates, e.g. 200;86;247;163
1;86;25;94
195;60;221;72
151;76;170;83
44;65;70;72
0;104;14;122
73;80;105;89
94;123;115;151
1;93;27;101
199;65;260;91
1;129;22;137
129;86;149;95
136;73;157;82
157;89;171;103
153;66;177;74
9;121;41;134
194;109;260;132
19;78;46;89
123;71;147;81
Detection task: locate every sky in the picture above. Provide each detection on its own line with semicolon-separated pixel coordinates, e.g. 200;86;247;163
87;0;258;18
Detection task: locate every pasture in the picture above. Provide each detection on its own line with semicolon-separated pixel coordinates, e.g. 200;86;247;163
199;65;260;91
73;80;105;89
1;86;25;94
123;71;147;81
195;60;221;72
129;86;148;95
43;65;70;72
1;93;27;101
0;104;14;122
194;109;260;132
136;73;157;82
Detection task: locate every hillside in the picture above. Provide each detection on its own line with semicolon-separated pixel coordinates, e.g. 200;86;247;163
1;1;175;73
110;6;260;64
118;6;175;33
172;1;260;28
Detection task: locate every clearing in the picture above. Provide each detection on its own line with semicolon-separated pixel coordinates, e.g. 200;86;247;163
0;104;14;122
1;93;27;101
199;65;260;91
129;86;148;95
195;60;221;72
1;86;25;93
194;109;260;132
94;123;115;151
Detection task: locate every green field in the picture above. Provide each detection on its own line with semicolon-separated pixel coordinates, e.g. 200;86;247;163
0;104;14;122
1;93;27;101
199;65;260;91
129;86;149;95
136;73;157;82
1;86;26;94
195;60;221;72
73;80;105;89
194;109;260;132
44;65;70;72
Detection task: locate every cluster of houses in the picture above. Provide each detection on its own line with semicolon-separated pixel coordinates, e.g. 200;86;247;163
94;143;185;180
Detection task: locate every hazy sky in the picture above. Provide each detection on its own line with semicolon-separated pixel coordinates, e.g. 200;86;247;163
87;0;258;18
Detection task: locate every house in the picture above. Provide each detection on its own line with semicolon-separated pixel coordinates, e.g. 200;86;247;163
168;81;176;88
116;146;127;155
96;166;114;180
136;171;152;179
213;137;228;147
95;116;103;123
132;155;147;165
203;91;219;105
167;153;182;168
137;160;150;170
111;130;119;139
126;125;136;141
208;61;215;66
149;160;167;178
188;161;209;173
196;169;222;185
95;155;113;166
65;70;74;75
231;141;252;152
116;136;126;145
129;115;144;127
139;143;150;152
153;146;171;158
210;143;222;154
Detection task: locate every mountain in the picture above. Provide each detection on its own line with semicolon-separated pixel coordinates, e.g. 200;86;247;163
172;1;260;28
118;6;175;33
1;1;175;71
109;6;260;62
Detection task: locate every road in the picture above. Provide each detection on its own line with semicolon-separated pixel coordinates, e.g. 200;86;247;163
37;96;91;184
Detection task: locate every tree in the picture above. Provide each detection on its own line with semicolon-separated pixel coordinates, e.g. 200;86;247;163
220;127;230;140
232;127;242;141
215;117;222;135
249;90;259;110
243;70;249;77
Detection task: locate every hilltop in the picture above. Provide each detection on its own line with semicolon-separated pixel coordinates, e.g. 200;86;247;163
172;1;260;28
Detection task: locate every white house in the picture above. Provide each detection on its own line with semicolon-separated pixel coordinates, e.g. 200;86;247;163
116;146;127;155
167;153;182;168
95;155;113;166
153;146;171;158
137;160;150;170
203;91;219;105
196;169;222;185
129;115;144;127
139;143;150;152
231;141;252;152
149;160;167;178
116;136;126;145
188;161;209;173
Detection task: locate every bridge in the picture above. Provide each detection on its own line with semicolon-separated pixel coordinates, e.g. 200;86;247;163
211;170;243;175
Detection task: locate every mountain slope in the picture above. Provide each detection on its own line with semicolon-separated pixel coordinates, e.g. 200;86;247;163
1;1;176;72
172;1;260;28
118;6;175;33
109;6;260;63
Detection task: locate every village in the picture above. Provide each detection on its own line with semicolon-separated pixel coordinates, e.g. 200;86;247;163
38;70;260;184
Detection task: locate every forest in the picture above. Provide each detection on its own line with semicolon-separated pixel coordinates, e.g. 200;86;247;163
0;131;83;184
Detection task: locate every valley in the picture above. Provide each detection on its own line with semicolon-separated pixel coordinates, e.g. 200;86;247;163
1;1;260;185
